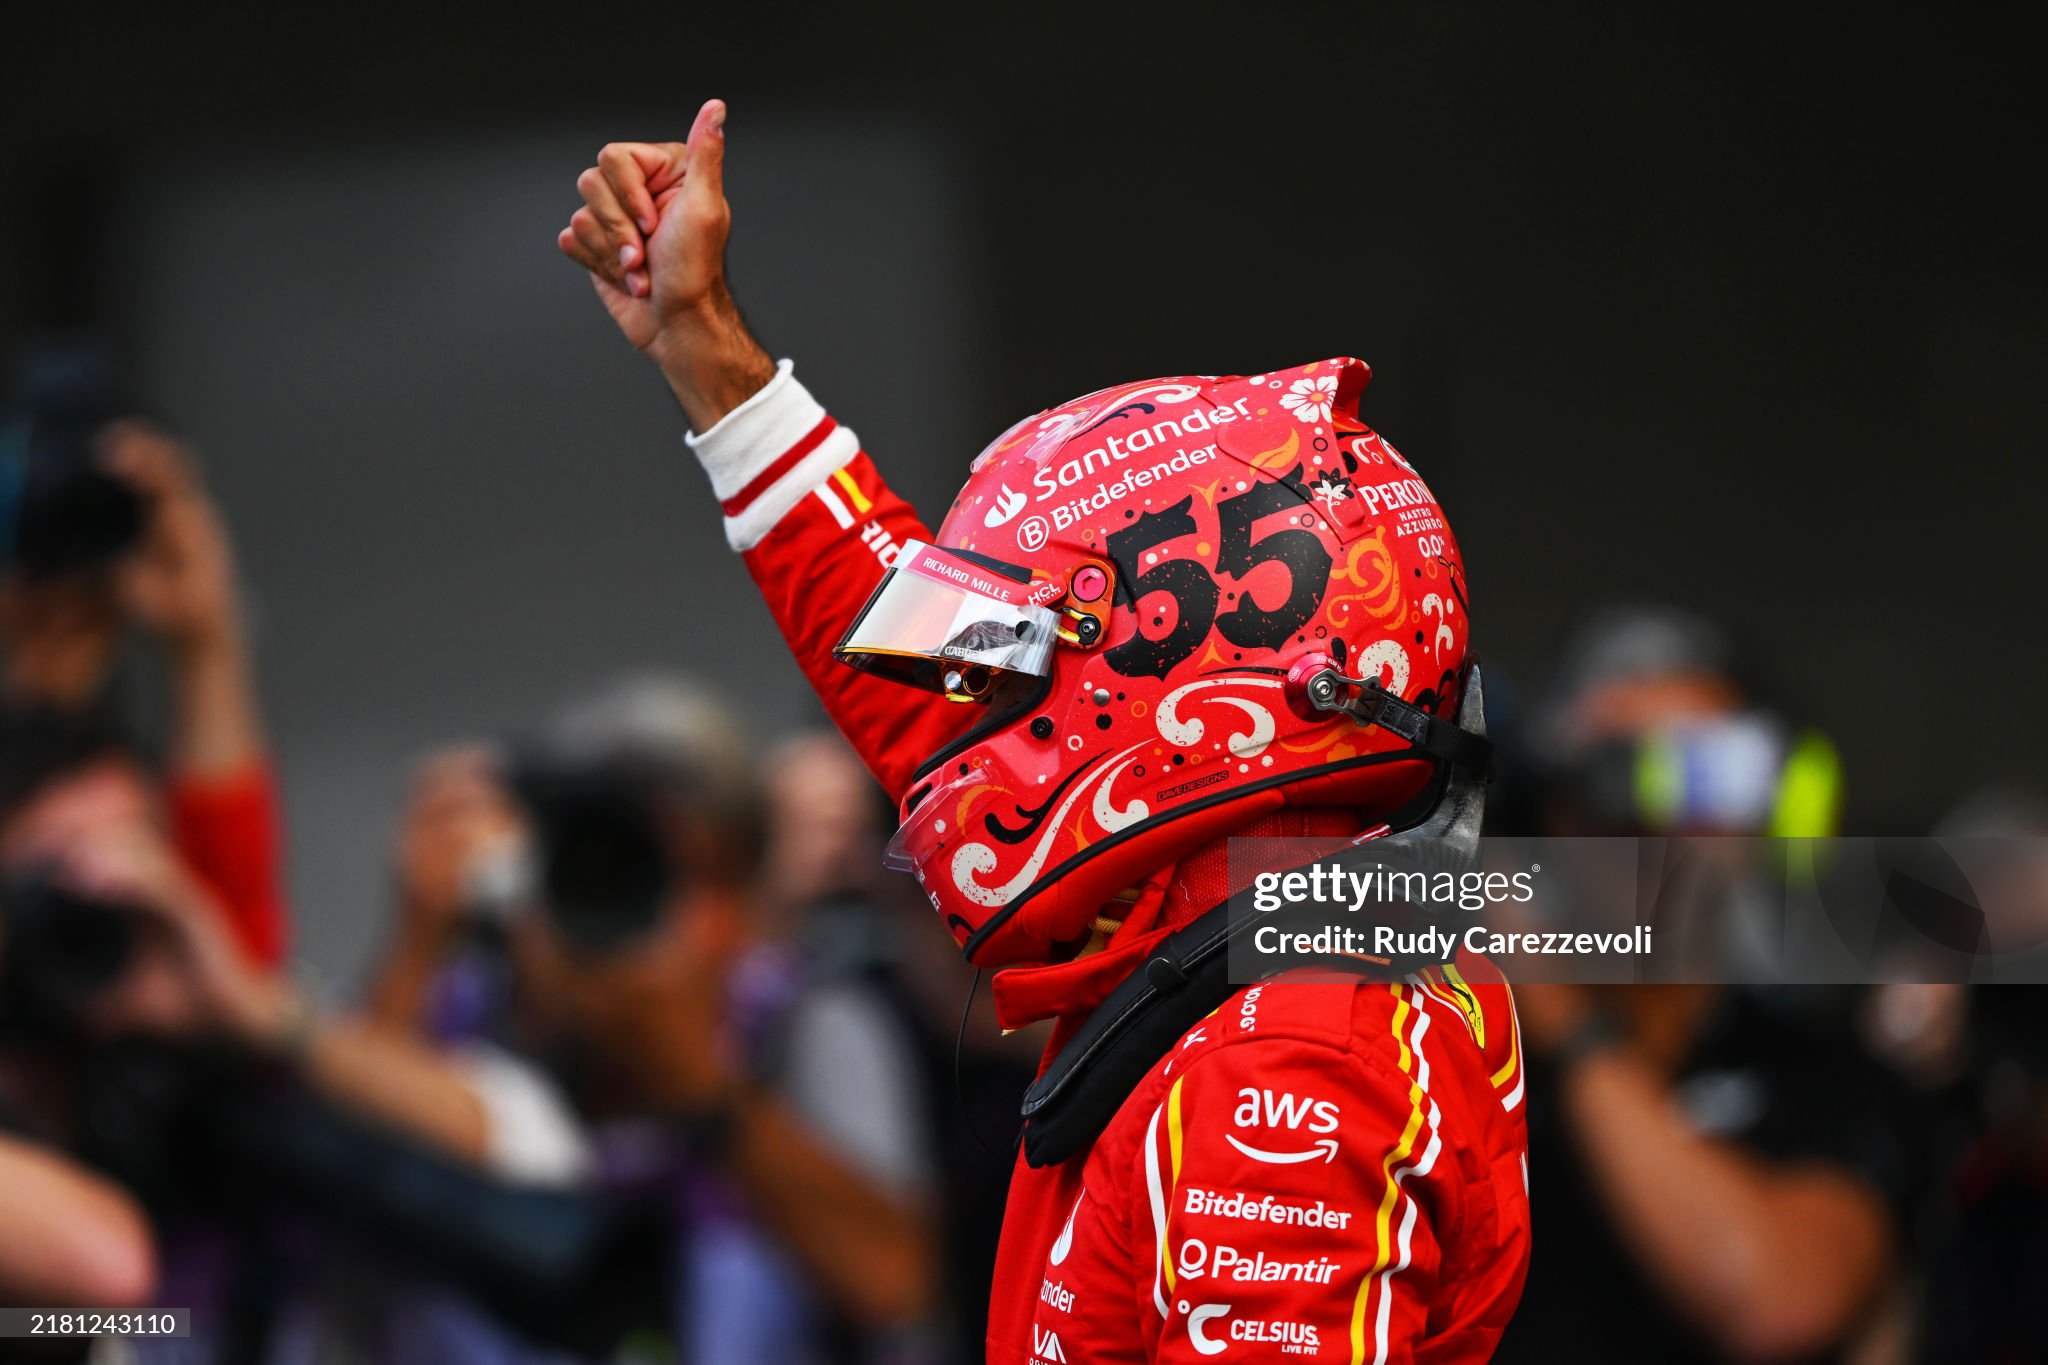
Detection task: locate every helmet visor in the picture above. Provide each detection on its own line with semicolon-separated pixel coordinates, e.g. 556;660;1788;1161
835;540;1058;701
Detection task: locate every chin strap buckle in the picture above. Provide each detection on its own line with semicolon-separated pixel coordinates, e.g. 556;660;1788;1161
1303;666;1433;744
1285;653;1493;777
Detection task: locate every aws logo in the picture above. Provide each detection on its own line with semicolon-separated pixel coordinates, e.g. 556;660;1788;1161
984;484;1028;528
1224;1088;1340;1165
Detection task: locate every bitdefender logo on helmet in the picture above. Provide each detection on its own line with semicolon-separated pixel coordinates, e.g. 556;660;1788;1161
1040;443;1222;533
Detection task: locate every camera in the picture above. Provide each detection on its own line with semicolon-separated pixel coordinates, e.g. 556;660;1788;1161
0;344;148;581
0;869;140;1035
464;752;679;957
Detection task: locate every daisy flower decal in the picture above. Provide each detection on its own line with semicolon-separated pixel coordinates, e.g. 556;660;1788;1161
1309;470;1353;510
1279;374;1338;424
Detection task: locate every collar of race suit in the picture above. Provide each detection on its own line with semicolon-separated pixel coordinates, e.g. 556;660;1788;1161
988;808;1366;1039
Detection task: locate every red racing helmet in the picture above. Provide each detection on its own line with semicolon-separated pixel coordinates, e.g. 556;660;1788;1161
837;357;1475;966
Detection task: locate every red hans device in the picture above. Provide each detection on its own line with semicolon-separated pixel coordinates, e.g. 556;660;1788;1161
836;358;1473;968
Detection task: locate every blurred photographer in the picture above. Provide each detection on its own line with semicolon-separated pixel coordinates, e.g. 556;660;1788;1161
1;355;287;966
368;745;524;1043
1496;608;1922;1364
762;733;1051;1365
0;708;608;1357
366;678;938;1362
1908;786;2048;1364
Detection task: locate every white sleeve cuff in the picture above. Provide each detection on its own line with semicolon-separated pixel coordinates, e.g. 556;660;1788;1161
682;359;862;551
452;1042;594;1188
683;359;810;499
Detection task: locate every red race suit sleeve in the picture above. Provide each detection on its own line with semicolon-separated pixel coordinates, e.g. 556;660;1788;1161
167;762;290;966
687;360;974;797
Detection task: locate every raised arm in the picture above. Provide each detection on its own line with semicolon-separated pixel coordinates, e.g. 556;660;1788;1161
558;101;969;795
106;423;290;965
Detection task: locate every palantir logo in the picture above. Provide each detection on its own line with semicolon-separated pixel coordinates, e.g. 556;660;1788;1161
985;484;1028;528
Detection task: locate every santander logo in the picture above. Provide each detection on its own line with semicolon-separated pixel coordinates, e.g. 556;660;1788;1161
1049;1195;1080;1266
984;484;1028;528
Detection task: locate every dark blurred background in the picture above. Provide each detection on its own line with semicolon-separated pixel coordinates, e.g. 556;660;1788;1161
5;4;2039;975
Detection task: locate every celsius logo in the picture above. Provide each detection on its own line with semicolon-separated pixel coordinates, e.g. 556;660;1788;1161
985;484;1028;528
1017;514;1051;552
1183;1302;1232;1357
1181;1300;1321;1356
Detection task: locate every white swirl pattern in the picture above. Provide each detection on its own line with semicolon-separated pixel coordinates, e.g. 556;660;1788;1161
951;677;1288;908
1422;592;1456;661
1092;753;1152;833
951;741;1148;906
1352;639;1412;696
1155;677;1283;755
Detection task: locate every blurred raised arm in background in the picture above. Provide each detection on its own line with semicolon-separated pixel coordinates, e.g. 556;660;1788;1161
1;387;288;966
367;747;524;1038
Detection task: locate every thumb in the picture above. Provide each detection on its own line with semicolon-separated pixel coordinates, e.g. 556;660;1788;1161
684;99;726;214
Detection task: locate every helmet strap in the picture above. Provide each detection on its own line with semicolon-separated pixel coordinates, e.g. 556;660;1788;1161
1295;660;1493;777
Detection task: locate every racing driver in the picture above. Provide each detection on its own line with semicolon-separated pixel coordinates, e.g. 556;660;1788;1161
557;98;1531;1363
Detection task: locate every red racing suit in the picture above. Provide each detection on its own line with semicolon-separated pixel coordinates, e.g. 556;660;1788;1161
688;362;1532;1363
